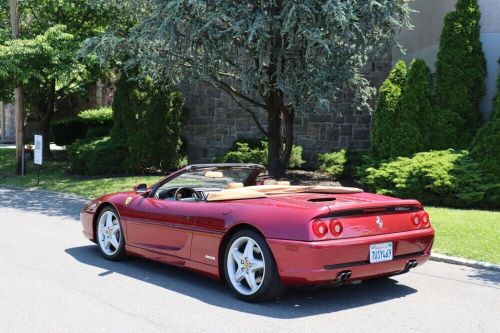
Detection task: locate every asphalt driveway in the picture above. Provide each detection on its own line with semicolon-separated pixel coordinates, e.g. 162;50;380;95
0;186;499;332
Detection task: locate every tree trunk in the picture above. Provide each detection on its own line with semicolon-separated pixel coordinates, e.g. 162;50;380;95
266;92;294;179
39;80;56;158
267;106;283;178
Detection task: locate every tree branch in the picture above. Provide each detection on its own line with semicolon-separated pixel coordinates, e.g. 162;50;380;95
216;80;268;109
224;89;269;137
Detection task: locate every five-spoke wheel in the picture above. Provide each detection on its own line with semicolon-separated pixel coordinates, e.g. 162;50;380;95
96;207;125;260
224;230;286;302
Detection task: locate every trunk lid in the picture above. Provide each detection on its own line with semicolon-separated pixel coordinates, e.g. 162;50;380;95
268;192;426;239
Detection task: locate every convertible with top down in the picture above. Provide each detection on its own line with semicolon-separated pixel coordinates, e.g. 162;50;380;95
80;163;434;302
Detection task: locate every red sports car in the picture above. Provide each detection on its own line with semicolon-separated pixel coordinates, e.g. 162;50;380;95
80;163;434;302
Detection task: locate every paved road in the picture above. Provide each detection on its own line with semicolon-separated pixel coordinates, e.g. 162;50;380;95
0;187;499;333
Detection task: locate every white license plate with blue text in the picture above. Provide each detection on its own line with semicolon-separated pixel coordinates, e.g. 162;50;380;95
369;242;393;263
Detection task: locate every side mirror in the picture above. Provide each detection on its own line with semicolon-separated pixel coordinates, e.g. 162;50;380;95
133;183;148;195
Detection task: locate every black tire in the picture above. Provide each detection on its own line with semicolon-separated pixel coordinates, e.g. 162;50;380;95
95;207;126;261
223;229;287;302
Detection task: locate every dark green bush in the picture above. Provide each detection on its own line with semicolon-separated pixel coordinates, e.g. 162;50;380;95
399;59;434;151
67;137;128;175
435;0;486;146
357;149;498;209
78;107;113;138
52;118;88;146
216;138;304;169
470;61;500;178
318;149;347;179
371;60;406;158
110;74;186;173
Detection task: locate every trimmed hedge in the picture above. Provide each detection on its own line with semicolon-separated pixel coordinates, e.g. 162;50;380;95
52;107;113;146
78;107;113;138
67;137;128;175
357;150;499;209
52;118;88;146
215;138;304;169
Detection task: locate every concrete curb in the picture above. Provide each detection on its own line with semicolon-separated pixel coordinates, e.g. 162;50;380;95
430;253;500;272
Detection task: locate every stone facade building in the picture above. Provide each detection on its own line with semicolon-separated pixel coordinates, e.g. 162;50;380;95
181;56;392;164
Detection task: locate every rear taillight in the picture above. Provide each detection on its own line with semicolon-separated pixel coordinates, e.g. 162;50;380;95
312;220;328;238
330;219;343;237
411;213;421;226
421;211;430;225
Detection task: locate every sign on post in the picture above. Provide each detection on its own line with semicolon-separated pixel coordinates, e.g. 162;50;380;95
34;135;43;165
34;135;42;185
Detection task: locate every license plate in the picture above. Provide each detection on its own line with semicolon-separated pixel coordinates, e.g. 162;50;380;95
369;242;393;263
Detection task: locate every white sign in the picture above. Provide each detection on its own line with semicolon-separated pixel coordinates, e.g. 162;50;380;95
34;135;43;165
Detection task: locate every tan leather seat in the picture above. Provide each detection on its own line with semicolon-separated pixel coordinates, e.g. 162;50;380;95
226;182;244;189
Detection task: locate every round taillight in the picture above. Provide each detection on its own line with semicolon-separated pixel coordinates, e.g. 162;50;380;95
411;213;421;226
312;220;328;238
330;219;343;237
421;212;430;225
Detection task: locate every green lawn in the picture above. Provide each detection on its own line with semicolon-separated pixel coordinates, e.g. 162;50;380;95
1;147;499;264
426;207;500;264
0;148;163;199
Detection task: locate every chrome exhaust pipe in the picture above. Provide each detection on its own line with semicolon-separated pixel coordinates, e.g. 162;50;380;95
406;260;417;270
336;270;352;281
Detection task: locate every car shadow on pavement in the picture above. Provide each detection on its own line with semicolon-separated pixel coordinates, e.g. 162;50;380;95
0;187;85;220
65;245;418;319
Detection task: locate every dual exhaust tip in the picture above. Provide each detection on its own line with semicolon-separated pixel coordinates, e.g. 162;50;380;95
407;260;418;270
337;270;352;282
336;260;417;282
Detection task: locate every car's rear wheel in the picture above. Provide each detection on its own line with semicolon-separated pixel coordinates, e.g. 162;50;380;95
96;207;125;260
224;229;286;302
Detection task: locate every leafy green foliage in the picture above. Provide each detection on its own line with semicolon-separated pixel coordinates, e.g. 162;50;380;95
216;139;304;169
52;118;88;146
318;150;347;180
357;150;499;209
67;137;128;175
371;61;406;158
435;0;486;146
78;107;113;138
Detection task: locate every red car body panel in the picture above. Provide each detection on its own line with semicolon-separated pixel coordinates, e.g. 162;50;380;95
81;183;434;286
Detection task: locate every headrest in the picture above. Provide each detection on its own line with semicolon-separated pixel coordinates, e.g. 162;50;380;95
263;179;277;185
226;182;244;189
204;171;223;178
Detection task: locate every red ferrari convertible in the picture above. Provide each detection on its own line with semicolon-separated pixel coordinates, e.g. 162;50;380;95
80;163;434;302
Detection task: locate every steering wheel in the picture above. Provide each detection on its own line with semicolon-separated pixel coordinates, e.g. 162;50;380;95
174;187;201;201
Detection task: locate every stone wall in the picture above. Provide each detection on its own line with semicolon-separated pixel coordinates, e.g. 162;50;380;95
181;55;392;164
0;103;15;142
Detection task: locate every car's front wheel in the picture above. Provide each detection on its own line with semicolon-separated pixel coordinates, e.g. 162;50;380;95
224;229;286;302
96;207;126;260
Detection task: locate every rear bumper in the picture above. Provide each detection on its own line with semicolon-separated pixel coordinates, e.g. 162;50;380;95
267;227;434;286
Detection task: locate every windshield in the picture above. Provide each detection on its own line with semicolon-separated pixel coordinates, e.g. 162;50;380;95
164;168;256;189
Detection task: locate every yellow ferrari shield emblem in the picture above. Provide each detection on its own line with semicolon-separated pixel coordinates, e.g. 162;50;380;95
125;197;133;206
